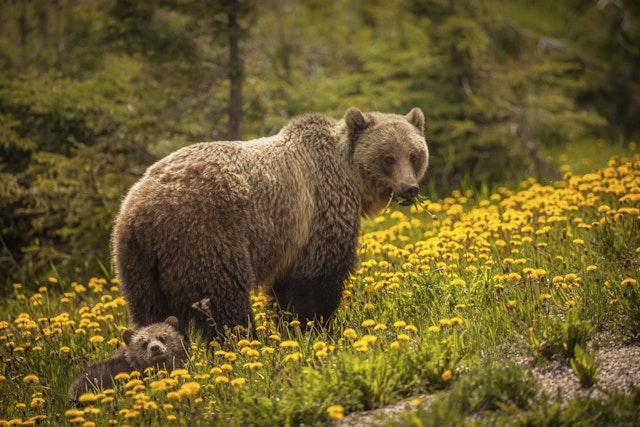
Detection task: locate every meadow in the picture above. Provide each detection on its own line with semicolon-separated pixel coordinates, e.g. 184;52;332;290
1;152;639;426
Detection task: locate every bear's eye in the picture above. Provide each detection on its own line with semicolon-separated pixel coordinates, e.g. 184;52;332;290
410;154;418;165
158;336;166;344
384;156;395;166
141;340;149;350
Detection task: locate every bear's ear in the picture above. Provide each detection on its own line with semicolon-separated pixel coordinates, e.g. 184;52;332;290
405;108;425;135
344;107;371;143
122;329;134;345
164;316;179;329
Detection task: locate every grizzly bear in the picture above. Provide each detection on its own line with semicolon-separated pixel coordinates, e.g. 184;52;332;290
112;108;428;341
69;316;188;401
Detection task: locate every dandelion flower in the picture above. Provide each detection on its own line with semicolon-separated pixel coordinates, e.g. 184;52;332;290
622;278;637;286
280;340;299;348
23;374;39;384
361;319;376;328
327;405;344;421
342;328;357;339
231;378;246;386
441;370;452;382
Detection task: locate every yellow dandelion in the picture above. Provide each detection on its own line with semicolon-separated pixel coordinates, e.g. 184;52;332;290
361;319;376;328
178;382;200;397
507;300;516;308
214;375;229;384
230;378;246;386
284;352;302;362
587;265;598;271
261;346;275;354
393;320;407;328
78;393;98;403
23;374;39;384
404;324;418;332
397;333;411;341
342;328;357;339
441;369;453;382
327;405;344;421
622;278;637;286
428;325;440;333
374;323;387;331
166;391;181;400
89;335;104;344
280;340;299;348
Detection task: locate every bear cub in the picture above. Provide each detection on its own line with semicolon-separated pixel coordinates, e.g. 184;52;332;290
69;316;188;402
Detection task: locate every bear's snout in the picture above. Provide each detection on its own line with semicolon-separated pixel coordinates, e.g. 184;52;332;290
148;341;166;359
397;184;419;205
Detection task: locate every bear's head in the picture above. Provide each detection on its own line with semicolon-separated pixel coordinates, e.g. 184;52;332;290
344;107;428;215
123;316;188;371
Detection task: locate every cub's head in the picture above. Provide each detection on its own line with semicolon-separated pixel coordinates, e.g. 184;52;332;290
123;316;188;372
344;107;428;215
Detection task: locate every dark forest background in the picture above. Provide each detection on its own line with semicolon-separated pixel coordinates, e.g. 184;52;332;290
1;0;638;290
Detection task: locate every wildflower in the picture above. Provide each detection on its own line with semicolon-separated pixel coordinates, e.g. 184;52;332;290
397;333;411;341
89;335;104;344
178;382;200;397
441;369;453;382
451;278;466;286
507;300;516;308
231;378;246;386
243;362;263;370
23;374;39;384
280;340;299;348
539;294;552;301
284;352;302;362
78;393;98;403
622;278;637;286
361;319;376;328
393;320;407;328
389;341;401;349
411;398;421;407
261;346;275;354
428;325;440;333
289;320;301;327
586;265;598;271
374;323;387;331
327;405;344;421
342;328;357;339
214;376;229;384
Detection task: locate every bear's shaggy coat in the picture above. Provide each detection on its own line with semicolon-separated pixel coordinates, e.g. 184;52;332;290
112;108;428;340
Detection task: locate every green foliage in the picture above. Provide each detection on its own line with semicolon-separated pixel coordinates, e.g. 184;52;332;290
569;344;599;388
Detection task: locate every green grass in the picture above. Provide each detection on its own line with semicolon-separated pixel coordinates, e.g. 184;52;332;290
1;149;639;426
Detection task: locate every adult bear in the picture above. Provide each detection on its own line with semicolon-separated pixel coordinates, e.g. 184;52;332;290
113;108;428;341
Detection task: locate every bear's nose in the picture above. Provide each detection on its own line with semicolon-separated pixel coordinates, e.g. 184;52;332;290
149;344;164;356
400;184;419;199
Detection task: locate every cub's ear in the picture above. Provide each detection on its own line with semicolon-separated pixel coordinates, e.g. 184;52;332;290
122;329;134;345
164;316;179;329
405;107;425;135
344;107;371;143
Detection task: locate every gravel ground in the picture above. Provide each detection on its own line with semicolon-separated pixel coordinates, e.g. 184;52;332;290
338;342;640;427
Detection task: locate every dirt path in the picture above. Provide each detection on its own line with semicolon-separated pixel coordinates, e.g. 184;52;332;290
339;343;640;426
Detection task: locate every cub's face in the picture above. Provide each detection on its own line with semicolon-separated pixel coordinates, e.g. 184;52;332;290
346;108;429;215
122;316;187;371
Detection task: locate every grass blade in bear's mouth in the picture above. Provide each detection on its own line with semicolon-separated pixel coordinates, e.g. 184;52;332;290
399;198;414;206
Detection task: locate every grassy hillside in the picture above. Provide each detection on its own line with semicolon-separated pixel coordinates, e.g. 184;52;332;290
1;150;639;426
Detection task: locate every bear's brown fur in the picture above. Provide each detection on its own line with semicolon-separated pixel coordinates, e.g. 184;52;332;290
69;316;188;401
112;108;428;341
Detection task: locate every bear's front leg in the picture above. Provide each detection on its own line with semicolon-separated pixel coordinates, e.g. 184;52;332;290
271;269;349;328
